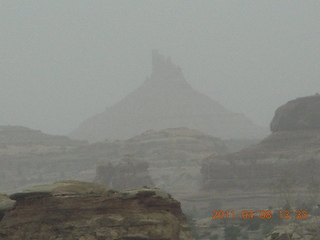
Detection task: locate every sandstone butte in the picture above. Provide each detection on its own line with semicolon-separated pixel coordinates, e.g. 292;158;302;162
0;180;193;240
70;50;268;142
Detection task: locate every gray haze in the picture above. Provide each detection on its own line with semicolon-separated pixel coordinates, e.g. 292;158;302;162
1;1;320;135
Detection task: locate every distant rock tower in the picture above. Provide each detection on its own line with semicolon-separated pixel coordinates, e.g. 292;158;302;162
70;51;268;142
151;49;183;81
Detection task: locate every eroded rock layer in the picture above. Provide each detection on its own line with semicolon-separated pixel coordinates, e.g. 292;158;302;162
199;95;320;213
0;181;192;240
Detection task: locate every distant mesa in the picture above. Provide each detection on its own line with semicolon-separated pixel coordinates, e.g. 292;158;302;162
0;125;86;146
70;50;268;142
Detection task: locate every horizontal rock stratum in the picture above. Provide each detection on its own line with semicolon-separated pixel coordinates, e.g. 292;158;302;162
0;180;192;240
202;95;320;191
70;50;268;142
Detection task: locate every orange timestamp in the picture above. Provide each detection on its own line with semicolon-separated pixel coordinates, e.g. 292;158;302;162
212;210;308;220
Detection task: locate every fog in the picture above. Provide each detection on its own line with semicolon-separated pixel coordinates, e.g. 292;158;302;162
1;1;320;135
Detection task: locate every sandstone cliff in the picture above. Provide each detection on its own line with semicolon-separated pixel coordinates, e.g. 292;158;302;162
202;95;320;190
0;126;89;193
198;95;320;217
0;181;192;240
70;50;268;142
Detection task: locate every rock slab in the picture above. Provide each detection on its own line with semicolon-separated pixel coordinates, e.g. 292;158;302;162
0;181;192;240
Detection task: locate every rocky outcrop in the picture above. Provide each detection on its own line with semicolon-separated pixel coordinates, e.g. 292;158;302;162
0;126;91;194
0;181;192;240
94;156;155;190
0;195;15;223
70;50;268;142
0;127;229;198
123;127;229;161
200;95;320;213
265;217;320;240
75;127;229;194
201;157;320;191
201;128;320;194
270;94;320;132
86;127;231;217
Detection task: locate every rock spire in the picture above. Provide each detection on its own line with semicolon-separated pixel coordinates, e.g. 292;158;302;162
151;49;183;80
70;51;268;142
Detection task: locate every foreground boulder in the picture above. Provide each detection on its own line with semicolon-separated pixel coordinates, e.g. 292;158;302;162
0;181;192;240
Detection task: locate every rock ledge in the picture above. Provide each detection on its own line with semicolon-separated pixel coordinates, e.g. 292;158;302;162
0;181;192;240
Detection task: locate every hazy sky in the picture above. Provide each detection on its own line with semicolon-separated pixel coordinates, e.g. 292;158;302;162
1;1;320;135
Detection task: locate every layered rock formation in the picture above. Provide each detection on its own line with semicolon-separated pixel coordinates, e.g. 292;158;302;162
0;126;89;193
94;155;155;190
70;50;268;142
76;127;229;194
0;181;192;240
85;127;231;219
0;126;230;198
0;125;86;146
199;95;320;212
